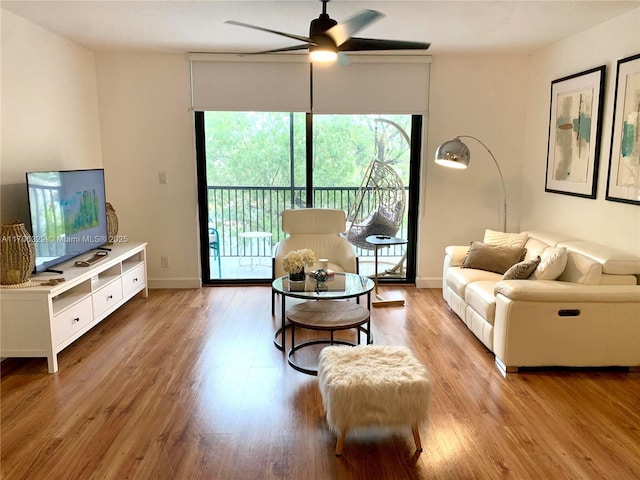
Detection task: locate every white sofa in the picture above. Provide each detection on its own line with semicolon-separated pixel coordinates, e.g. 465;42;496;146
442;230;640;375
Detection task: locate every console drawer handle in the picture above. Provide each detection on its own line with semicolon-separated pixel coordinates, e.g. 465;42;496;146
558;309;580;317
107;295;113;301
72;317;80;323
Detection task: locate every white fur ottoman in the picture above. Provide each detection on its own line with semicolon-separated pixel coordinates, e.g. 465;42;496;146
318;345;432;455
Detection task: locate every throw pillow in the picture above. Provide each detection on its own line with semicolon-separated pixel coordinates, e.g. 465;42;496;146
359;208;378;226
530;247;568;280
483;229;529;249
502;256;541;280
462;241;526;274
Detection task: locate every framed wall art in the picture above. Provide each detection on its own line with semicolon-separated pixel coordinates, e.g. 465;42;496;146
606;53;640;205
545;65;606;198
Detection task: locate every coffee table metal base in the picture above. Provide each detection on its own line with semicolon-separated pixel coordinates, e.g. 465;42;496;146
288;330;371;375
286;301;372;376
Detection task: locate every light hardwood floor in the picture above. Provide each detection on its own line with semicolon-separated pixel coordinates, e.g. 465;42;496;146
2;286;639;480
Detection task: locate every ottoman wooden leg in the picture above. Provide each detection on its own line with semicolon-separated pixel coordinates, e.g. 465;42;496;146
335;433;345;456
412;425;422;452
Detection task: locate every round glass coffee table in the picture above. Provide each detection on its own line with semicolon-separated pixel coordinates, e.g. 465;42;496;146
271;272;375;353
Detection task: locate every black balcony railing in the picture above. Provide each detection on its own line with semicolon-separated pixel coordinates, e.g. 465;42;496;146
207;186;408;259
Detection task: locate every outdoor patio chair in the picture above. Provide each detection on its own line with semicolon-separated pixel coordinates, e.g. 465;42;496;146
209;226;222;278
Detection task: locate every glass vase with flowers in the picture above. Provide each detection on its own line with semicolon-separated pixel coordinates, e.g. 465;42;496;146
282;249;316;290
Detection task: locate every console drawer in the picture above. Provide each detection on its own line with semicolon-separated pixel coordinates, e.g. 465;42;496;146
92;280;123;318
52;297;93;346
122;264;146;297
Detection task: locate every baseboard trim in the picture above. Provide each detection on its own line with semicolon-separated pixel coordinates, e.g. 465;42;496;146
495;357;518;377
415;277;442;289
149;277;445;290
148;278;202;289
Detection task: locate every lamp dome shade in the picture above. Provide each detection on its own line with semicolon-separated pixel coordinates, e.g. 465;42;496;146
434;138;470;169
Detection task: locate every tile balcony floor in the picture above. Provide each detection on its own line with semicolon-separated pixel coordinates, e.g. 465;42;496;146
209;255;405;281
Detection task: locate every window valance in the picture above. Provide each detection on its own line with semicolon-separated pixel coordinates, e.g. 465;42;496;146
189;53;430;114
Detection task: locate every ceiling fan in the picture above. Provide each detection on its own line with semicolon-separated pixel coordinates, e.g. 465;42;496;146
225;0;430;63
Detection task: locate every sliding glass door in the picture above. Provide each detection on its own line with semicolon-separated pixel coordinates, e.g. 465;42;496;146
195;112;421;284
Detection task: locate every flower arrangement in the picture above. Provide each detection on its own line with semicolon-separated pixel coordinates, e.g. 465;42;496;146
282;249;317;275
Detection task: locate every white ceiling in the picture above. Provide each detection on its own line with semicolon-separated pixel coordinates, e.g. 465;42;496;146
2;1;639;56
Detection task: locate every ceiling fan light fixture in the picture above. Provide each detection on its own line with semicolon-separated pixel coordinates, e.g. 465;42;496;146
310;48;338;62
309;33;338;62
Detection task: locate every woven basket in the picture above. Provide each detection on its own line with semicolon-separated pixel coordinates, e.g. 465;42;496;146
106;202;118;242
1;222;35;285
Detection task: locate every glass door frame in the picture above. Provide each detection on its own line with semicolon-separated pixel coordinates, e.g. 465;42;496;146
195;111;422;285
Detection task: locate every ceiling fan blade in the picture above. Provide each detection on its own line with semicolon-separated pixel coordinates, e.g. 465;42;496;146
225;20;315;45
325;10;384;46
339;37;431;52
242;44;311;55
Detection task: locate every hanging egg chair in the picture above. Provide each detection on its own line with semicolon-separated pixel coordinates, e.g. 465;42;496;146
344;160;406;250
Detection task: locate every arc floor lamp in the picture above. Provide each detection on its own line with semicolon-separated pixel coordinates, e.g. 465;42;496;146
434;135;507;232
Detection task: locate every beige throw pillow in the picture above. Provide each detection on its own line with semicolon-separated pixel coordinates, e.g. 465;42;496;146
484;229;529;249
530;246;567;280
502;256;541;280
463;241;526;275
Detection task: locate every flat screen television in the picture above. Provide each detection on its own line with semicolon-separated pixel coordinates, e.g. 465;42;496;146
26;169;109;273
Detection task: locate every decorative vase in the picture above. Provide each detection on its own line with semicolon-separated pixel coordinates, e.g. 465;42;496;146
1;222;36;286
288;269;306;291
106;202;118;243
314;269;329;292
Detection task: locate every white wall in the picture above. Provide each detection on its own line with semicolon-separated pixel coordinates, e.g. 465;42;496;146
96;54;432;287
0;9;102;223
3;7;638;289
520;8;640;256
417;54;529;286
416;8;640;287
1;12;199;288
96;53;200;288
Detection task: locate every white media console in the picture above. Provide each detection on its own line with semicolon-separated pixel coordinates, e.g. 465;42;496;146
1;242;148;373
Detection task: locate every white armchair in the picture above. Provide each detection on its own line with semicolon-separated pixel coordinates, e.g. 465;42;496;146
272;208;358;314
